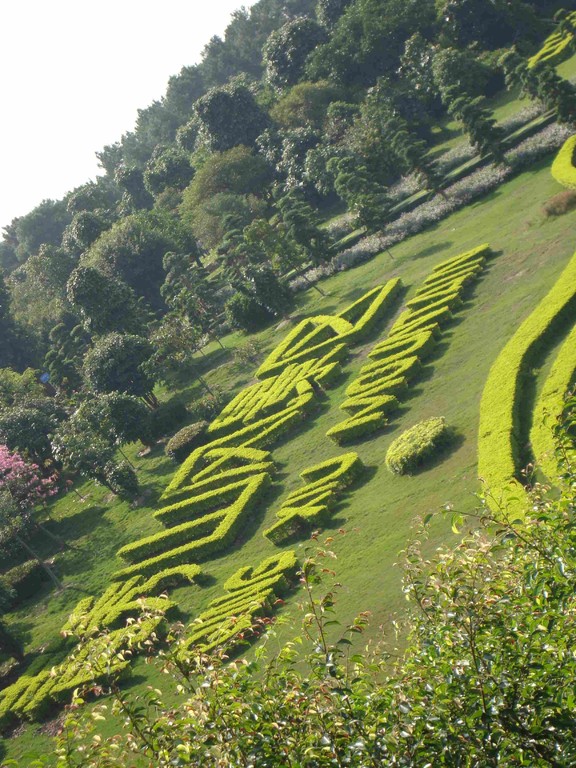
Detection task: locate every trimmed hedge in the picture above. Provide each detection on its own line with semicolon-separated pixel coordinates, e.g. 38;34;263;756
385;417;451;475
0;563;203;726
210;356;337;437
165;420;209;463
530;321;576;483
117;473;271;565
327;245;492;445
256;279;401;379
369;328;437;362
263;453;364;544
551;135;576;190
0;560;49;606
179;551;298;654
430;244;490;276
478;250;576;516
528;12;576;68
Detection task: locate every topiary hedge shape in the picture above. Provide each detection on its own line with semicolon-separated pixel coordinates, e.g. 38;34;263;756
385;417;451;475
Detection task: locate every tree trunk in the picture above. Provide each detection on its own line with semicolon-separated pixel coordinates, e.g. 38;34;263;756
118;447;136;469
36;521;68;551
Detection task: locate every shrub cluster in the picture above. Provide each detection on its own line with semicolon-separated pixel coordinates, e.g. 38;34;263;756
263;453;364;544
327;245;491;444
478;249;576;515
0;560;48;606
385;416;450;475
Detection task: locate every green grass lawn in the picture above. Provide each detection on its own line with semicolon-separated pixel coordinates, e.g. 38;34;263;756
3;148;576;763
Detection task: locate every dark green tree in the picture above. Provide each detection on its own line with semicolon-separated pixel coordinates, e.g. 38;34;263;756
500;50;576;127
194;83;269;152
82;333;158;409
62;211;108;255
444;90;508;165
263;18;327;90
0;400;65;466
114;165;154;211
316;0;353;28
161;252;223;346
328;156;392;233
276;190;332;266
44;314;89;394
143;147;195;197
66;266;147;336
51;419;139;500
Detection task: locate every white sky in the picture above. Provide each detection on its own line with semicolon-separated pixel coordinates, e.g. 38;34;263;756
0;0;255;230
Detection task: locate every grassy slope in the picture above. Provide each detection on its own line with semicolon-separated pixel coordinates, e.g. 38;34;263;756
4;147;576;762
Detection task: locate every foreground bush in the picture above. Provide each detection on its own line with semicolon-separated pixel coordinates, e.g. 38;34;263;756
29;428;576;767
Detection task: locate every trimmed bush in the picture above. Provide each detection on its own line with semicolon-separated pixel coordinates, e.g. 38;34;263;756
551;135;576;190
141;400;189;444
165;421;209;463
385;417;451;475
0;560;49;605
530;321;576;483
478;250;576;516
224;293;273;333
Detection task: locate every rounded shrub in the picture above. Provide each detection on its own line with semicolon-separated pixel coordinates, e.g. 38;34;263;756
225;293;274;333
165;421;209;463
0;561;48;605
385;416;450;475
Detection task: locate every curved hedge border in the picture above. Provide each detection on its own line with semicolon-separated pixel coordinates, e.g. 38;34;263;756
551;135;576;190
327;245;492;444
530;320;576;483
263;453;364;544
385;417;450;475
478;250;576;516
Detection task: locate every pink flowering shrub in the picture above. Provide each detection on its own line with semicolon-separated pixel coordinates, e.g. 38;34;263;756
0;445;59;511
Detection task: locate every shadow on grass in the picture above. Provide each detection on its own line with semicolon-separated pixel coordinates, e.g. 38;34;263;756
48;505;107;545
411;241;454;260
